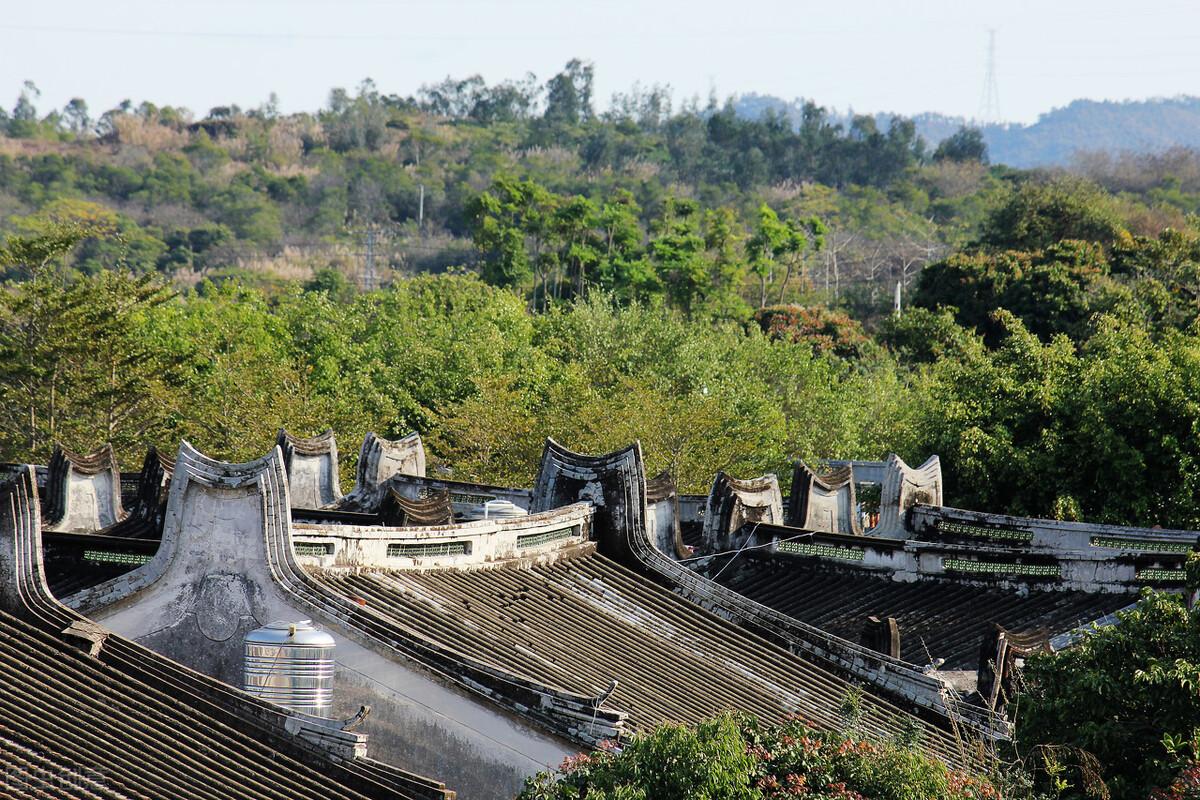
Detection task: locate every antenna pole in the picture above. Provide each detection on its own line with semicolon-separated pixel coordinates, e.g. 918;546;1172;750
362;225;377;291
978;29;1001;124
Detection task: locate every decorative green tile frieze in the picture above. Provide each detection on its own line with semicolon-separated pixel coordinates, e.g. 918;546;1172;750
1136;568;1186;582
83;549;151;566
516;525;580;549
943;558;1060;578
450;492;497;505
419;485;496;505
778;540;866;561
294;542;333;557
1090;536;1192;554
387;541;469;558
936;520;1033;543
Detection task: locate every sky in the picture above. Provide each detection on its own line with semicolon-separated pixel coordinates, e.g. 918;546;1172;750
1;0;1198;125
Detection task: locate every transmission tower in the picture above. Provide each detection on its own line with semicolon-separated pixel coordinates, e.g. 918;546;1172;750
978;29;1001;124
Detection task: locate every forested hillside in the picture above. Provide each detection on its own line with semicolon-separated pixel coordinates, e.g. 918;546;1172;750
4;64;1200;527
0;66;970;312
737;93;1200;168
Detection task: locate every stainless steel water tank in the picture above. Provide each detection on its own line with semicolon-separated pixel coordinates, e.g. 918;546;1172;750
243;620;335;717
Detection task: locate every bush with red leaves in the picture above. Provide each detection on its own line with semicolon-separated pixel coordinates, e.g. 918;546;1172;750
1150;762;1200;800
753;304;872;359
517;712;1006;800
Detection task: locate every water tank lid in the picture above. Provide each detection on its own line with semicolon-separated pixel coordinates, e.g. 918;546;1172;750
264;619;311;630
246;619;335;647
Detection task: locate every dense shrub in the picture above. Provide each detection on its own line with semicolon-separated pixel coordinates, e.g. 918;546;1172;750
518;713;1005;800
1018;588;1200;799
754;304;873;359
1151;762;1200;800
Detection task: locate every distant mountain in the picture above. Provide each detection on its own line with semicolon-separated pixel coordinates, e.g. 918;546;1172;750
732;94;1200;169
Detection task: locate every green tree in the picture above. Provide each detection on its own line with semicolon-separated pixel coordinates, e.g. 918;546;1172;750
594;190;656;301
879;306;981;365
913;239;1119;344
700;206;750;318
0;221;93;455
210;184;283;245
748;204;827;307
59;272;179;455
650;197;707;315
303;267;356;302
0;223;178;461
933;126;988;164
62;97;91;136
910;311;1200;526
1109;228;1200;332
149;281;316;459
978;178;1130;252
323;79;390;152
1019;589;1200;799
519;712;1007;800
7;80;42;138
467;175;558;296
552;194;601;298
159;224;234;275
543;59;595;125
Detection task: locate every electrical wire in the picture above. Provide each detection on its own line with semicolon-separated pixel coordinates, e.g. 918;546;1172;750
675;526;817;566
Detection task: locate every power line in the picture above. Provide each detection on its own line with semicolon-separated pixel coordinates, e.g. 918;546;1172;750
0;22;827;44
0;22;560;43
0;22;412;41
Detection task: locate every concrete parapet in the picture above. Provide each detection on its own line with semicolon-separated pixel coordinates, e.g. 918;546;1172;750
788;461;860;535
702;472;784;552
43;444;127;534
340;432;426;512
278;429;343;509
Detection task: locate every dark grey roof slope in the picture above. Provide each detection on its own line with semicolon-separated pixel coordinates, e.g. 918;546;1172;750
0;609;386;800
703;552;1132;669
529;441;1008;742
0;467;453;800
319;546;958;744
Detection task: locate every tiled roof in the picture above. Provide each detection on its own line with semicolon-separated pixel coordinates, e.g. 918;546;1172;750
315;546;970;756
282;439;1002;771
0;608;393;800
35;436;1007;777
527;441;1007;742
60;443;597;797
701;553;1133;669
0;466;453;800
